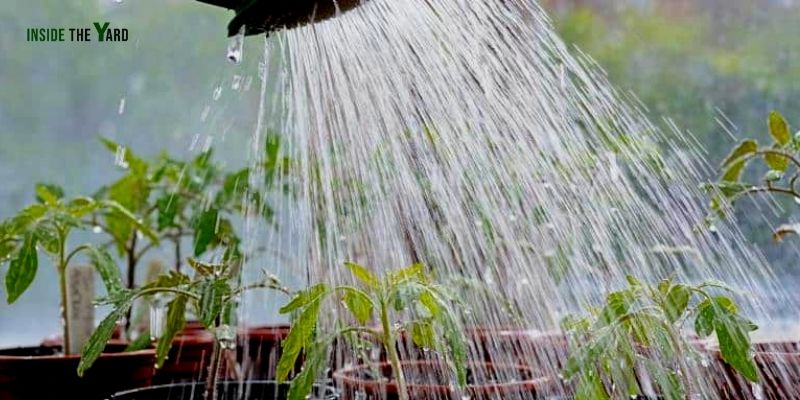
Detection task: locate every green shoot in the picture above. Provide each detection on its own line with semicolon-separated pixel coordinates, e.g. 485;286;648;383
562;276;759;400
276;262;468;400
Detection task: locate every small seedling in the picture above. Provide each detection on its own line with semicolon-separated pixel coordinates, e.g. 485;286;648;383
94;136;291;336
562;276;759;400
704;111;800;240
78;257;290;400
0;184;156;355
276;262;468;400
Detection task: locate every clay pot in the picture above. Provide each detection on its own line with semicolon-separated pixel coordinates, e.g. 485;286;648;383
333;360;550;400
710;341;800;399
108;381;338;399
0;343;155;400
237;325;294;381
468;329;570;371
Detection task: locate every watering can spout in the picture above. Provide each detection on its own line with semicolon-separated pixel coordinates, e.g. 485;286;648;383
195;0;366;37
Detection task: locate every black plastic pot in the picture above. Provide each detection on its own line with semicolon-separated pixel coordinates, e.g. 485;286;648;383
108;381;338;400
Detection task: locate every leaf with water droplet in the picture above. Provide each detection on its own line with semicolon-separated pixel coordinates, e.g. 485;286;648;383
156;295;187;368
344;261;379;289
722;140;758;168
78;300;131;376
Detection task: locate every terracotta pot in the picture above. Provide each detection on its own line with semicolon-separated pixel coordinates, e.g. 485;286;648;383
468;329;570;370
0;343;155;400
237;325;294;381
710;341;800;399
153;327;218;384
109;380;338;399
333;360;550;400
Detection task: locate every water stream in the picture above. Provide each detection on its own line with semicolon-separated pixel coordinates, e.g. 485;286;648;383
231;0;798;397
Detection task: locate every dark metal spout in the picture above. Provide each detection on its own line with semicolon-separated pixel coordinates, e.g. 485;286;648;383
196;0;366;37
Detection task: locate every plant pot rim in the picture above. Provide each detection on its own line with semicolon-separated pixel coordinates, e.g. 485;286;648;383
108;380;338;399
0;345;155;362
333;360;550;394
238;324;291;336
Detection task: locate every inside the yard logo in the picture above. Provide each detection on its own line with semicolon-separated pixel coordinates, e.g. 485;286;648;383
25;22;127;42
93;22;127;42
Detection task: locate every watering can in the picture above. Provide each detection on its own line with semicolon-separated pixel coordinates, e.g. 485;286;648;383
196;0;365;37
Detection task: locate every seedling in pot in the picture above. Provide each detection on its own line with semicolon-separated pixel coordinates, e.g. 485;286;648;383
0;184;156;355
93;135;290;337
276;262;468;400
78;257;291;400
562;276;759;400
704;111;800;240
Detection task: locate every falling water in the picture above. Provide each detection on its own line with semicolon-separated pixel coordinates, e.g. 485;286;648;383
228;0;799;398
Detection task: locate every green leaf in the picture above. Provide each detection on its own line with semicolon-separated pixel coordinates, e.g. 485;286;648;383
5;232;38;304
694;299;715;337
99;137;148;173
0;241;15;263
340;287;373;324
721;140;758;168
286;337;329;400
410;320;436;349
388;263;425;286
192;207;219;256
78;302;130;376
599;290;632;325
721;159;747;182
664;284;690;323
156;195;182;230
764;149;790;172
101;200;159;244
769;111;791;146
125;333;152;352
86;246;123;296
715;311;759;382
33;222;60;254
198;280;230;329
156;295;187;368
35;183;64;205
280;283;328;314
344;262;379;288
277;295;323;382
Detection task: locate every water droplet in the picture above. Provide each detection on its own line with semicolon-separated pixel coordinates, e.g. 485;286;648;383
200;105;210;121
226;28;245;64
118;97;126;114
150;299;165;340
243;75;253;91
92;225;103;234
114;0;123;3
212;86;222;101
231;75;242;91
114;146;129;169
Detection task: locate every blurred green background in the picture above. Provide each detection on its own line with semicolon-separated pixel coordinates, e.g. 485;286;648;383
1;0;799;344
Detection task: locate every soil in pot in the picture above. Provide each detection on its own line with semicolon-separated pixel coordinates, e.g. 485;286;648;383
237;325;293;381
334;360;550;400
108;380;338;400
0;343;155;400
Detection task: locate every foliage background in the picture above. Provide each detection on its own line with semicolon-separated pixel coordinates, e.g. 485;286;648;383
1;0;799;344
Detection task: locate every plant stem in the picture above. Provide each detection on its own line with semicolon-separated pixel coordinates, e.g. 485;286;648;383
124;233;138;338
380;299;409;400
58;234;72;355
205;336;223;400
